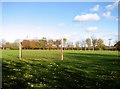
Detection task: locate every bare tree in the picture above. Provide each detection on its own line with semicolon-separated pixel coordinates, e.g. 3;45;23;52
39;37;47;50
54;39;61;49
47;39;53;50
92;39;97;50
81;40;86;50
86;38;91;50
97;39;104;50
75;41;80;50
63;38;67;49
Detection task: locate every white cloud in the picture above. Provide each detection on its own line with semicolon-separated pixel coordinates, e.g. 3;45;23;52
102;11;118;21
74;13;100;22
106;0;119;10
103;11;111;18
106;4;113;10
90;4;99;11
58;23;65;27
86;26;98;32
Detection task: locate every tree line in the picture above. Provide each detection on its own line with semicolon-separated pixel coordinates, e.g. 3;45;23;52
0;37;120;51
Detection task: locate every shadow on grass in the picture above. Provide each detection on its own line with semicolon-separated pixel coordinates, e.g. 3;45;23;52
2;52;120;89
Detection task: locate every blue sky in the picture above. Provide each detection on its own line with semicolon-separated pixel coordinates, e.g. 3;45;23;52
1;1;119;45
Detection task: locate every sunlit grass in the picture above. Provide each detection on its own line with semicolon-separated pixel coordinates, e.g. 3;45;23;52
2;50;120;89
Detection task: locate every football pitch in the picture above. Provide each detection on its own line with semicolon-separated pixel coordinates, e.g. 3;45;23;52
1;50;120;89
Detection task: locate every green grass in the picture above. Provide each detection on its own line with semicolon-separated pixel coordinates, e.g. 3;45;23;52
1;50;120;89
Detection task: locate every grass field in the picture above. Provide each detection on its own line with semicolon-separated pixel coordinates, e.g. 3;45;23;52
1;50;120;89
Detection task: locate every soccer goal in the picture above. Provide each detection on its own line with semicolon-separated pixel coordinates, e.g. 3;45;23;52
19;38;63;60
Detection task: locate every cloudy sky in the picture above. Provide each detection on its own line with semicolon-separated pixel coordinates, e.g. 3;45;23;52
1;1;119;45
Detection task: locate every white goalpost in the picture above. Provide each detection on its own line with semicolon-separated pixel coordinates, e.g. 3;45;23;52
61;38;63;60
19;41;22;60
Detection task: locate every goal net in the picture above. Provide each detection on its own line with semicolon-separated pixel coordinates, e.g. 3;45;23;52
19;38;63;60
